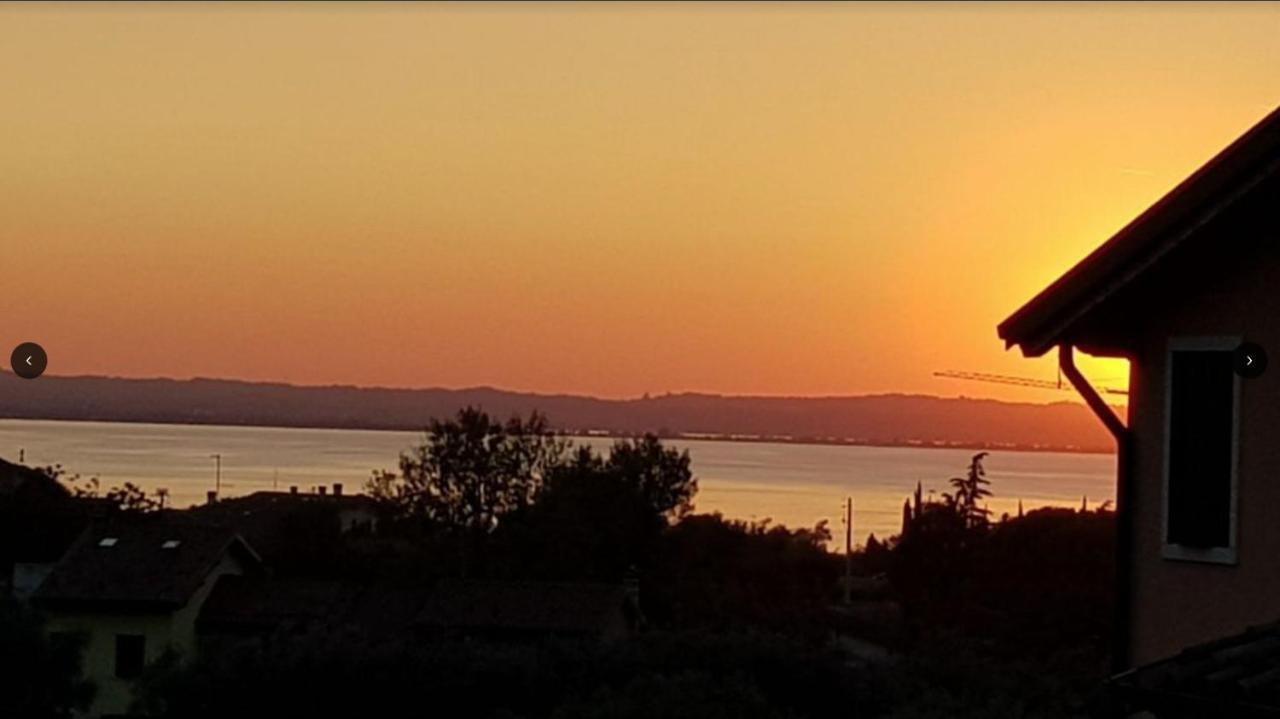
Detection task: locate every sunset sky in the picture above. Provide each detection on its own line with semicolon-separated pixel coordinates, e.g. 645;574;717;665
3;2;1278;401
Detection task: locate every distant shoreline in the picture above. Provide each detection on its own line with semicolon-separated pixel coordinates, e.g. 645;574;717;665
0;372;1120;456
0;415;1116;457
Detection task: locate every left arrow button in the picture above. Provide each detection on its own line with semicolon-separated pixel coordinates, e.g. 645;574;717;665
10;343;47;379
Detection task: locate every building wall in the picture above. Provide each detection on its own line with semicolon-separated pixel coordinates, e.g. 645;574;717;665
46;552;247;718
46;612;173;718
1122;205;1280;665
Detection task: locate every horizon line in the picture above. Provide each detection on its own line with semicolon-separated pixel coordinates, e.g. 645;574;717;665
1;369;1117;408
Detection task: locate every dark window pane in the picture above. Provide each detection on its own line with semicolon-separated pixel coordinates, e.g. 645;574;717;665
1167;349;1234;549
114;634;146;679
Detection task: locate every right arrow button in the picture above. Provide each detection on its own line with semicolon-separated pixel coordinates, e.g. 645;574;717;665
1235;342;1267;379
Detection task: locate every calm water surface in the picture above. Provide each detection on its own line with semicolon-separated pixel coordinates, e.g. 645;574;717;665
0;419;1115;545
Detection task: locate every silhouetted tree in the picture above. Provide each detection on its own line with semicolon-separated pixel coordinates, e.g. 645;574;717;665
945;452;992;530
603;434;697;523
504;445;657;580
37;465;158;514
646;514;836;635
368;407;569;533
497;436;697;581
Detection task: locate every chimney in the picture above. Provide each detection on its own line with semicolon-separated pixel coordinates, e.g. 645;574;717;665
333;483;343;497
318;486;327;496
206;490;218;505
290;485;298;495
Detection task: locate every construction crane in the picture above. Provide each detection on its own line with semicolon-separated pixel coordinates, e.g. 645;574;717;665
934;370;1128;396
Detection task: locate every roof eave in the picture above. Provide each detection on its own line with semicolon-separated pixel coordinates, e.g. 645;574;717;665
999;105;1280;354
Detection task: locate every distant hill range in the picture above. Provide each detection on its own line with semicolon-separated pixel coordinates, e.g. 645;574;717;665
0;372;1118;454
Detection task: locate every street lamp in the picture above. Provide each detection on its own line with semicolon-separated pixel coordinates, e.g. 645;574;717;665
210;453;222;495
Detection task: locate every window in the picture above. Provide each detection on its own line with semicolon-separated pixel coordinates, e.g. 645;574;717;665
114;634;146;679
1164;339;1239;563
98;537;118;548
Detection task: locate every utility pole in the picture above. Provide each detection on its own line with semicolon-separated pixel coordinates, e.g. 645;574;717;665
210;453;222;496
843;496;853;605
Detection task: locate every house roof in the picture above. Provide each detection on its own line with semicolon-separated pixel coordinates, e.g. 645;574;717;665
415;579;632;638
999;106;1280;357
197;577;633;641
1109;621;1280;718
197;575;356;634
191;491;378;525
32;516;260;612
0;457;70;500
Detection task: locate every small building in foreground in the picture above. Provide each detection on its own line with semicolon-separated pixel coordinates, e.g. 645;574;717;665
31;519;261;718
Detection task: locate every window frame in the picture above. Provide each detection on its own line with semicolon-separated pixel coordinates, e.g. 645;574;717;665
1162;336;1241;565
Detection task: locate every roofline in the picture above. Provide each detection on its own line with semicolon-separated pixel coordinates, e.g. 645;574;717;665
32;525;263;610
999;105;1280;356
31;597;184;613
228;533;263;566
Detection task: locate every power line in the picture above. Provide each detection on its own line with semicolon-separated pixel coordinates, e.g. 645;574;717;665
934;370;1128;396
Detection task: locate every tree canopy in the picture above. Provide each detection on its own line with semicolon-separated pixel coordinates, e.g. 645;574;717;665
368;407;569;533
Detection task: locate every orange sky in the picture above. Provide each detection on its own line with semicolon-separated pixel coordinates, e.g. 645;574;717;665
3;2;1278;401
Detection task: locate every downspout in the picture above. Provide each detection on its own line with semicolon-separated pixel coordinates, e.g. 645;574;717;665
1059;343;1132;674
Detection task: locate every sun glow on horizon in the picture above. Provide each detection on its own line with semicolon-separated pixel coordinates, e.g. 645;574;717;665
2;3;1276;402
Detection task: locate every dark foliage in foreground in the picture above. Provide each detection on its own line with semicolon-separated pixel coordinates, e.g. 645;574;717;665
891;503;1115;659
4;422;1119;718
873;454;1116;718
131;631;878;719
644;514;834;636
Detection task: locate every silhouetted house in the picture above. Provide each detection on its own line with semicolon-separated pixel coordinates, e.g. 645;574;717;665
192;488;378;536
187;489;379;572
415;579;640;643
999;105;1280;688
31;519;261;718
196;574;357;655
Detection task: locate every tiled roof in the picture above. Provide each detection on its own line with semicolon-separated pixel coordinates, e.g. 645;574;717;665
197;575;357;634
1109;621;1280;717
32;516;260;611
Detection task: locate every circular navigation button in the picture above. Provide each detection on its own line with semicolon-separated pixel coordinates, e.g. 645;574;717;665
1235;342;1267;379
10;342;47;380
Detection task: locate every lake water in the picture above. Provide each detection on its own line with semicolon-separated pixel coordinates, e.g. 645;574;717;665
0;419;1116;546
